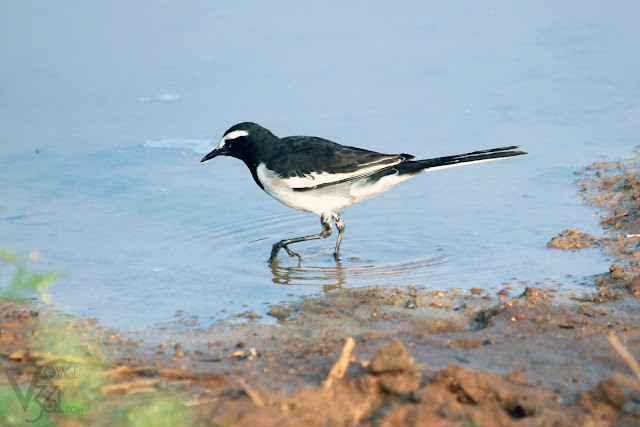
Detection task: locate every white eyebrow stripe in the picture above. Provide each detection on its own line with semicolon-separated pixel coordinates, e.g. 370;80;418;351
218;130;249;149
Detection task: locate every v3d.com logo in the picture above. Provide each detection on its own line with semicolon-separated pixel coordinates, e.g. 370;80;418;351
5;365;85;422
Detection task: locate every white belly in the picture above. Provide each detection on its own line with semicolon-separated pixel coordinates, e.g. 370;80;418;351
256;163;412;215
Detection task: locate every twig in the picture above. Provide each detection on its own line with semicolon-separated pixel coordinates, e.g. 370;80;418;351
34;352;114;368
608;332;640;382
101;378;160;393
601;211;629;224
94;365;164;378
612;372;640;393
94;366;131;378
182;397;220;408
125;387;156;396
238;379;265;407
324;337;356;389
20;352;89;365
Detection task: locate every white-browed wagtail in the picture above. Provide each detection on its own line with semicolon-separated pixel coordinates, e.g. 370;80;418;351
201;122;526;263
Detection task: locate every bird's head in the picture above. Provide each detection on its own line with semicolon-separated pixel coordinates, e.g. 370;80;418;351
201;122;272;163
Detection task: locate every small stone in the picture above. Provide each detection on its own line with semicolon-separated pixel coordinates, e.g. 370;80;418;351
228;350;245;358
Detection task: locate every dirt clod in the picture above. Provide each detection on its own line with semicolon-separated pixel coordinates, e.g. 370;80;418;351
521;287;548;304
267;304;298;321
596;379;627;410
369;341;414;374
548;229;599;251
609;264;627;280
377;372;422;396
630;277;640;297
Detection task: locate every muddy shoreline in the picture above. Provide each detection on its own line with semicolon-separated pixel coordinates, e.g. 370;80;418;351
3;153;640;425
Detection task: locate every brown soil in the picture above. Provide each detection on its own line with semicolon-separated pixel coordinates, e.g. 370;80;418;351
3;152;640;426
548;229;600;251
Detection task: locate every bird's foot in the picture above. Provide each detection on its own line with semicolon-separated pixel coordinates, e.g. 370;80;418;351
333;251;340;261
269;243;301;264
283;245;301;259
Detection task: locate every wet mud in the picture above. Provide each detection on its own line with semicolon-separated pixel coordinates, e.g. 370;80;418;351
3;151;640;425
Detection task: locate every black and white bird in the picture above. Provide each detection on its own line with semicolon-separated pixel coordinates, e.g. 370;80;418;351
201;122;526;263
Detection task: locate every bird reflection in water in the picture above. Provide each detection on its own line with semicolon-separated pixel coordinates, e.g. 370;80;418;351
269;258;347;291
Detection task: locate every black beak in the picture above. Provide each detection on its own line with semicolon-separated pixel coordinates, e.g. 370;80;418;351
201;147;229;163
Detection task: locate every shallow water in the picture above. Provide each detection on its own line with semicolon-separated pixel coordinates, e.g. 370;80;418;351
1;2;638;329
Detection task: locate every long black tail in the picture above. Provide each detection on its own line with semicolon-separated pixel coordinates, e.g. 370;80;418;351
397;146;526;175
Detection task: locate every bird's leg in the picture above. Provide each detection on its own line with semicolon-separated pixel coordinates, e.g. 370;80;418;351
269;213;332;264
332;213;345;260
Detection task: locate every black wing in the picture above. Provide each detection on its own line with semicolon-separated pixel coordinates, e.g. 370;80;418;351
267;136;413;191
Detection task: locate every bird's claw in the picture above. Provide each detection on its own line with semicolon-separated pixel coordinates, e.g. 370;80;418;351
269;243;301;264
283;245;301;259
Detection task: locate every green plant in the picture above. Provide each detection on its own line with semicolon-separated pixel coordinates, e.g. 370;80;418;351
0;249;195;425
0;249;62;302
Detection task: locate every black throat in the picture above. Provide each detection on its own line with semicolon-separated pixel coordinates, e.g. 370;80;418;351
230;131;283;192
